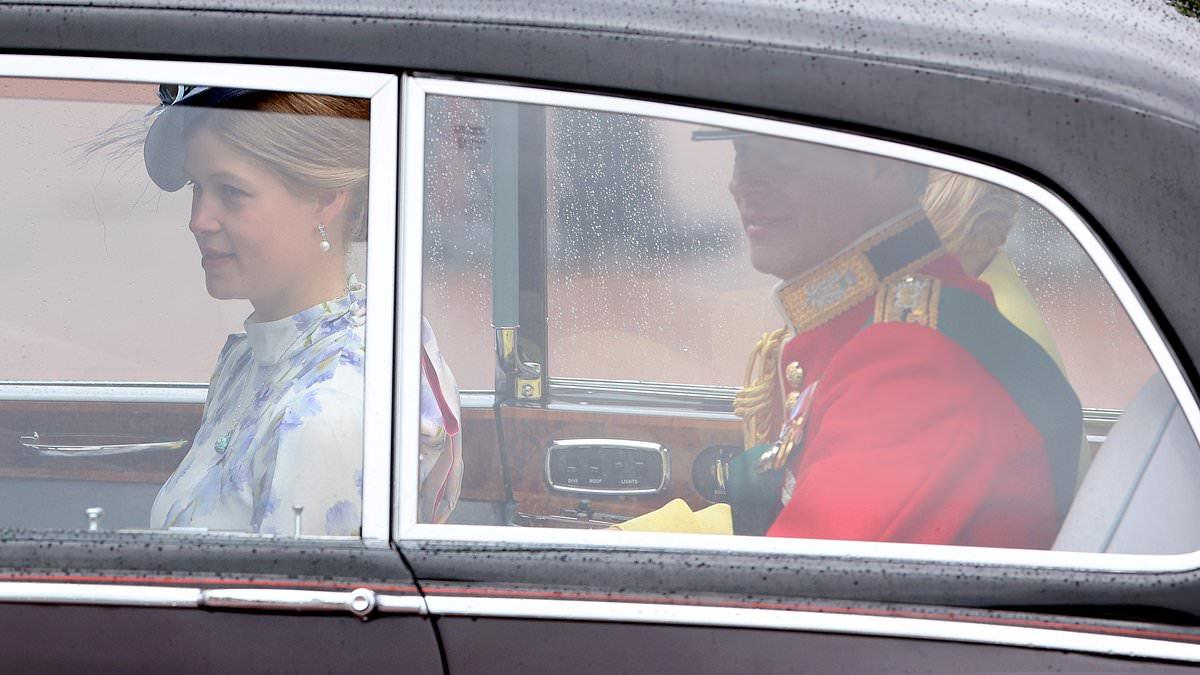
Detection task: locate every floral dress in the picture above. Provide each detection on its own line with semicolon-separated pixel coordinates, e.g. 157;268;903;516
151;279;462;535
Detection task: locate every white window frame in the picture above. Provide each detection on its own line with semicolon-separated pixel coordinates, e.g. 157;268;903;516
0;55;398;544
397;73;1200;572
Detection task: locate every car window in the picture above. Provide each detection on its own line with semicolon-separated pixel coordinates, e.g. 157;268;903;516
1;78;247;382
0;73;389;538
422;95;495;392
415;80;1200;557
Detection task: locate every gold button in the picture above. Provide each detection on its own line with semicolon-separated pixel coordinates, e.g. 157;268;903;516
785;391;801;410
785;361;805;388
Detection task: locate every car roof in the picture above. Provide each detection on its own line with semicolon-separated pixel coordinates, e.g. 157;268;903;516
411;0;1198;127
8;0;1199;123
4;0;1200;382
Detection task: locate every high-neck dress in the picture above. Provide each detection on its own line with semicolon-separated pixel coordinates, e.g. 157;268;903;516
150;279;462;535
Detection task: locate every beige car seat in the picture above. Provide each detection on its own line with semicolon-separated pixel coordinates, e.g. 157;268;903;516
1053;373;1200;554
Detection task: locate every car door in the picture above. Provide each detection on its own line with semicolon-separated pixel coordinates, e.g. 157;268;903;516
0;55;442;672
398;74;1200;671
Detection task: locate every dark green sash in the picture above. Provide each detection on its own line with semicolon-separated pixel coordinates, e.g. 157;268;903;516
935;286;1082;519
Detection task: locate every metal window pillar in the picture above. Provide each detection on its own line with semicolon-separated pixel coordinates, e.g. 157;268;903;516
492;102;547;402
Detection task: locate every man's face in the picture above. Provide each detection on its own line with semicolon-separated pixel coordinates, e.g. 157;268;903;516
728;136;915;280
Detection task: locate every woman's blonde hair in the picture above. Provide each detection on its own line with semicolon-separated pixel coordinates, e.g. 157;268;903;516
198;93;371;245
922;169;1019;276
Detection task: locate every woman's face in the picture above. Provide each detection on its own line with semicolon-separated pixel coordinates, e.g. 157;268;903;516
183;126;332;317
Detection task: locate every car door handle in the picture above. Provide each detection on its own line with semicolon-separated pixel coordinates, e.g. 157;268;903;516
201;587;393;619
19;432;189;457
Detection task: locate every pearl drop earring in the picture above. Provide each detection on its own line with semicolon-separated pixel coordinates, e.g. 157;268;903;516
317;222;331;253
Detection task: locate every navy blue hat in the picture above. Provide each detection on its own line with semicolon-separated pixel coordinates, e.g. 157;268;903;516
144;85;256;191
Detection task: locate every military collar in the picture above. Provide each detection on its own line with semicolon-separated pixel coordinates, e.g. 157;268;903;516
772;208;945;333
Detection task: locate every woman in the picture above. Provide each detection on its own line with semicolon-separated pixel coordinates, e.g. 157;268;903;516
144;86;462;535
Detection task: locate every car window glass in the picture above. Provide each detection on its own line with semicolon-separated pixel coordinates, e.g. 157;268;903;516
1;79;248;381
0;77;370;537
418;91;1200;556
422;95;494;391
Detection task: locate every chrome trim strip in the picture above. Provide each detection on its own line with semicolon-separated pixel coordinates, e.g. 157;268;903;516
459;391;496;408
202;588;352;612
376;594;429;615
1086;409;1124;423
551;439;664;452
546;403;738;421
394;75;428;538
422;596;1200;664
359;75;401;545
399;75;1200;573
0;382;207;404
0;55;397;543
0;580;427;617
0;582;200;608
552;377;740;401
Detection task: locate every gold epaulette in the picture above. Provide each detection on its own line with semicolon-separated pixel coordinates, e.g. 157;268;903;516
733;327;788;448
873;274;942;328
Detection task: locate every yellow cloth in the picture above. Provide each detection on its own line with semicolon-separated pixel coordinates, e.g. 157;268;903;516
615;498;733;535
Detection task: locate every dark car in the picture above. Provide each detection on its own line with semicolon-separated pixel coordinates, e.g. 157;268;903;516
2;0;1200;671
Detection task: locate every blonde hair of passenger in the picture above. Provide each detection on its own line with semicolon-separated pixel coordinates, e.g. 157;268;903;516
198;93;371;247
922;170;1019;276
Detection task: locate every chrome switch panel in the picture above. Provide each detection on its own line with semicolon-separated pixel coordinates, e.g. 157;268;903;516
545;439;669;495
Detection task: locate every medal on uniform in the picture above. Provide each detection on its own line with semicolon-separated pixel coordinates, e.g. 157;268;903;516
756;380;817;474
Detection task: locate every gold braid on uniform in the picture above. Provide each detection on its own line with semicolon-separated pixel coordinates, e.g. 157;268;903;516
732;327;788;448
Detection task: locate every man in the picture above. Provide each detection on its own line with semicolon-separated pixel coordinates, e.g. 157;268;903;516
711;131;1082;549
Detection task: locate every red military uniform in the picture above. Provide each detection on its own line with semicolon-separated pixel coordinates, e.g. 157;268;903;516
746;211;1080;549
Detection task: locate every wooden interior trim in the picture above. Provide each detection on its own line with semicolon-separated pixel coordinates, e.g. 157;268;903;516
459;405;740;519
